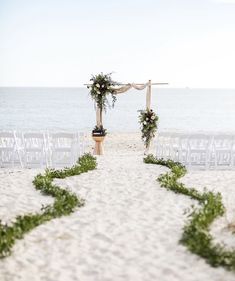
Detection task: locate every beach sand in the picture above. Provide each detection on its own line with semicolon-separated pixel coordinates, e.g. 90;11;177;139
1;133;235;281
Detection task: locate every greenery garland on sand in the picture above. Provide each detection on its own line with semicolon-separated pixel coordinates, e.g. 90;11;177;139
0;153;97;258
88;72;118;112
139;109;158;148
144;154;235;271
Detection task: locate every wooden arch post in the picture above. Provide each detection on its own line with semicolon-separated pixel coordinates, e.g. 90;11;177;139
96;106;102;127
145;80;152;154
146;80;151;110
93;106;104;155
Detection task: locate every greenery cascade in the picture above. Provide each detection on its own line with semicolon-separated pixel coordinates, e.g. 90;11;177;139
139;109;158;148
88;72;118;112
0;153;97;258
144;154;235;271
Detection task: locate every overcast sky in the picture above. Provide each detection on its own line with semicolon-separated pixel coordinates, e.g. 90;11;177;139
1;0;235;87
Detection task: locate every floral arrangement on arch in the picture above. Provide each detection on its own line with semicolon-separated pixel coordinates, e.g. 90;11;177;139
139;109;158;148
88;73;118;112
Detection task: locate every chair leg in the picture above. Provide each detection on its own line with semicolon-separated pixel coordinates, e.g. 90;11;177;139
17;150;23;168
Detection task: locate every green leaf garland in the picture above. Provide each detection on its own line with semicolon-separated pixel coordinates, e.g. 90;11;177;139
144;154;235;272
0;153;97;258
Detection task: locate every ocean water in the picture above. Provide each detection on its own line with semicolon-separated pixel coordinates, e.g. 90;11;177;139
0;87;235;133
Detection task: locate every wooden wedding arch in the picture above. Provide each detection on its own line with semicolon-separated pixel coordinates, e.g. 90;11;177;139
85;80;168;155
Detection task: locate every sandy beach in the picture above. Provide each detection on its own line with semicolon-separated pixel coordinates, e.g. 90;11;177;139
1;133;235;281
2;0;235;279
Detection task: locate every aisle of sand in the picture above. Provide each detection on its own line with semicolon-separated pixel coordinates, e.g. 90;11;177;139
0;133;235;281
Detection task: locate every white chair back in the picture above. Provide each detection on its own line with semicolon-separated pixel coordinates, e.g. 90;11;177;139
155;132;235;170
155;133;166;159
22;132;47;168
49;132;77;168
187;135;211;169
0;131;23;168
211;135;234;169
0;130;88;169
178;134;189;164
77;132;87;156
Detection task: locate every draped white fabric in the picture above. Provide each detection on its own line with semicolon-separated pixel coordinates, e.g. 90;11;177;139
112;83;148;94
94;83;150;120
96;82;150;127
131;83;148;91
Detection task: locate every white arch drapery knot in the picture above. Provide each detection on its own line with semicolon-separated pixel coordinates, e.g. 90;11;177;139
112;83;148;94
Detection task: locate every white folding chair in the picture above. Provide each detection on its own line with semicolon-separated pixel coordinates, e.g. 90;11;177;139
187;134;211;169
0;131;23;168
77;132;86;157
168;133;181;161
22;132;47;168
156;133;184;161
156;133;173;160
155;133;165;159
161;133;172;160
49;132;77;168
178;134;190;165
211;135;234;169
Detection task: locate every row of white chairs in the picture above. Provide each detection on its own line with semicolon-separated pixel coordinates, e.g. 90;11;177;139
0;131;88;168
155;132;235;170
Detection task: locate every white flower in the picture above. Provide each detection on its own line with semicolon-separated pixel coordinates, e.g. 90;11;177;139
146;118;149;121
143;121;147;125
151;116;155;120
97;90;101;95
96;83;100;88
102;84;105;88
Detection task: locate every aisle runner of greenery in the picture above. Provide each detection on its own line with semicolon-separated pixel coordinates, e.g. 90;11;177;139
0;153;97;258
144;154;235;272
